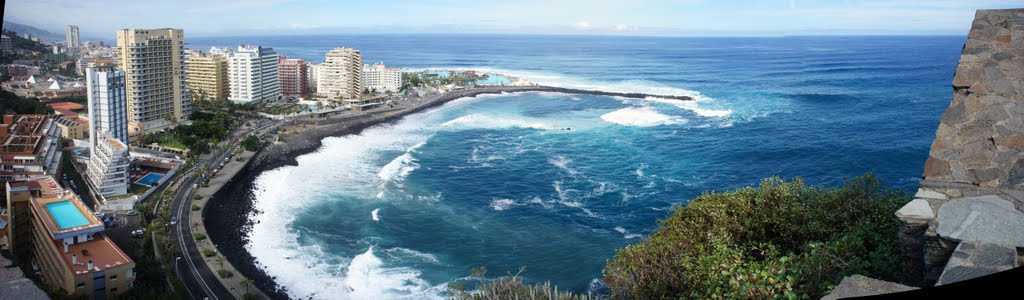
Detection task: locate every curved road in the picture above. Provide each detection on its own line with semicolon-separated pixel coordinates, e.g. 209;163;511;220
171;119;279;300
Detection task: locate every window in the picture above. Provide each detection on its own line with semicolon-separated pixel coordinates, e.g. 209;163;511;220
109;274;118;280
111;288;118;293
77;282;85;288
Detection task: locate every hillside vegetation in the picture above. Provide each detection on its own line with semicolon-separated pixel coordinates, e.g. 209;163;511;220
602;174;909;299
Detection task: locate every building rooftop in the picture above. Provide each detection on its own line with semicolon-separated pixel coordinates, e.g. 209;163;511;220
48;102;85;112
11;177;104;239
0;114;52;156
58;233;133;276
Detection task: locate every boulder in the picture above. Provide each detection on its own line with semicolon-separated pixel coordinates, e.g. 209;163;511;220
936;242;1017;285
821;275;916;300
936;195;1024;247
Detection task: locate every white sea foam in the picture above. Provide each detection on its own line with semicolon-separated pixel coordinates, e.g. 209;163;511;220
372;208;380;222
635;164;647;178
440;114;556;131
644;96;733;117
548;156;579;176
614;226;627;234
490;199;518;211
383;247;442;264
600;107;687;127
378;152;420;184
343;247;438;299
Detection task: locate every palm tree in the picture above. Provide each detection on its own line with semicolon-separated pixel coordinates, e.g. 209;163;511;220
240;278;253;294
215;256;225;268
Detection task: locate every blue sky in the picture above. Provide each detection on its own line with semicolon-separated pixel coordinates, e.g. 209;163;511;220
5;0;1024;38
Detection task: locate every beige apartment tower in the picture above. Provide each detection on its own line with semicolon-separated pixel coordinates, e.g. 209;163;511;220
116;28;191;136
317;47;362;100
186;52;230;101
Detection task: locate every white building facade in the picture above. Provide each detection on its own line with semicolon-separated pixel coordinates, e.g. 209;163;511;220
85;67;129;147
362;62;402;93
228;45;280;103
317;47;362;100
66;25;80;49
86;133;130;197
306;63;320;95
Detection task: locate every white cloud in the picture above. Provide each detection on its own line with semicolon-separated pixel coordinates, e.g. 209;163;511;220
614;24;636;31
571;21;593;30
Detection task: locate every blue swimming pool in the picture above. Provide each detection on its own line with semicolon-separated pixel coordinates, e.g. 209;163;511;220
475;75;510;85
136;172;164;186
46;201;90;230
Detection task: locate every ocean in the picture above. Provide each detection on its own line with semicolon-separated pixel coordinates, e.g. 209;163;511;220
192;35;964;299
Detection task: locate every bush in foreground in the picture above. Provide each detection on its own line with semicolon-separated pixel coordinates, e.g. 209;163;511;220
449;267;596;300
218;270;233;278
194;233;206;241
203;248;216;257
602;174;909;299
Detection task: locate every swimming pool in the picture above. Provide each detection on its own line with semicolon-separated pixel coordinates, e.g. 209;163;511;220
46;201;90;230
475;75;510;85
136;172;165;186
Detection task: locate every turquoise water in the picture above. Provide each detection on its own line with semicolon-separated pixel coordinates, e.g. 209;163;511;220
192;35;963;299
136;172;164;186
46;201;89;230
475;75;510;85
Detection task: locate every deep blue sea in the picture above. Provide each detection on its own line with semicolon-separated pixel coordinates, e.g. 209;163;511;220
191;35;964;299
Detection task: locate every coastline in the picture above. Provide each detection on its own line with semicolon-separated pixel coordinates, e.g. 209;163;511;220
203;85;695;299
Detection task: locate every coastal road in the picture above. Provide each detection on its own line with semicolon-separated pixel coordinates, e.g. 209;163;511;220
170;120;280;300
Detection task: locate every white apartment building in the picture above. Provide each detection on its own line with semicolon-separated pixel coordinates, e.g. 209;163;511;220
362;62;402;93
86;67;129;146
306;63;320;94
86;133;130;197
66;25;80;49
317;47;362;100
228;45;280;103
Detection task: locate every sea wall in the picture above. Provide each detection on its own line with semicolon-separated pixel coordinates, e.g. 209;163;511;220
898;8;1024;286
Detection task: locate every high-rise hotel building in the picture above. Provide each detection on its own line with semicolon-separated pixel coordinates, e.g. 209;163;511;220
85;67;130;199
228;45;280;103
65;25;80;49
115;28;191;136
185;51;230;101
278;55;306;98
317;47;362;100
85;67;129;146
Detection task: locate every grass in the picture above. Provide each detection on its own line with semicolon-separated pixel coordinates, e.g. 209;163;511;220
194;233;206;241
203;248;216;257
130;184;150;195
191;204;201;211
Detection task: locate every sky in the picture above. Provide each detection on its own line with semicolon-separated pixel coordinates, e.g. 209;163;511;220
4;0;1024;38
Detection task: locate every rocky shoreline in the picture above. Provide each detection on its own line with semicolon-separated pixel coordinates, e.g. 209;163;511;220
203;85;694;299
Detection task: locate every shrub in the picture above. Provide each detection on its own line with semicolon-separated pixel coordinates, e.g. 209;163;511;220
194;233;206;241
203;248;216;257
449;267;595;300
602;174;909;299
243;293;257;300
192;204;201;211
193;194;202;200
217;270;233;278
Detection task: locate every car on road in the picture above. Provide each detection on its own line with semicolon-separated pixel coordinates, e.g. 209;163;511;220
170;216;177;225
131;229;144;238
